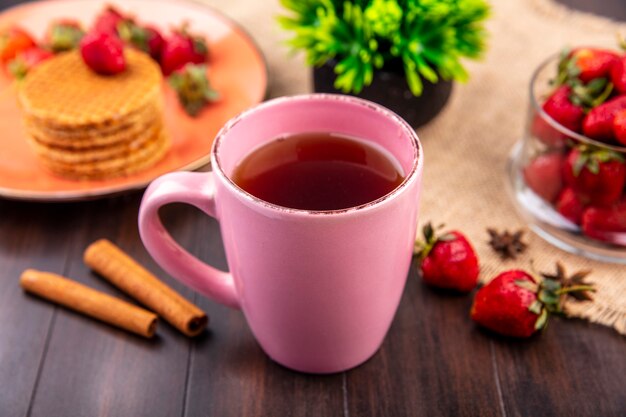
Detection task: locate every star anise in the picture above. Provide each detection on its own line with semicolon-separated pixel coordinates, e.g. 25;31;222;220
541;262;595;305
487;228;528;260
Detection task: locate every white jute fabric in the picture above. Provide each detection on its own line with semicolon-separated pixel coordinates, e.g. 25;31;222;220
200;0;626;334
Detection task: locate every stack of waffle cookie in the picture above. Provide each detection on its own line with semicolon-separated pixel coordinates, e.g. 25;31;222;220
17;48;169;180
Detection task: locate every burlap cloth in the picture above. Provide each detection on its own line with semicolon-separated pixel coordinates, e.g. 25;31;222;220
200;0;626;335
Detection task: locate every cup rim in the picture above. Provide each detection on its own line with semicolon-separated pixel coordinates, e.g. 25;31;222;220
530;53;626;153
211;93;422;216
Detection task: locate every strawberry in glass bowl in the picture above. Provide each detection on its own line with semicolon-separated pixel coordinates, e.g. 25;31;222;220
508;47;626;264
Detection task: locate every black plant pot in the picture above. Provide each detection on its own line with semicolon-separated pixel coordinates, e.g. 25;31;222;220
313;60;453;128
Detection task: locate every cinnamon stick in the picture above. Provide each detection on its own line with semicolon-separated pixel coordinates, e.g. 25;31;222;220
84;239;208;337
20;269;157;338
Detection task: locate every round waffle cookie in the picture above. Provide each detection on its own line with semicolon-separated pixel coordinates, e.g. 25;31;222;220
25;106;161;149
18;48;170;180
18;49;162;127
38;130;170;180
27;120;163;164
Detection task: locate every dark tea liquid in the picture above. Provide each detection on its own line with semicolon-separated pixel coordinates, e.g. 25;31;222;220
232;132;404;210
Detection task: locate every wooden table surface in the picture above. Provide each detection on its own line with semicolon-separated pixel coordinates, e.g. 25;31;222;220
1;1;626;417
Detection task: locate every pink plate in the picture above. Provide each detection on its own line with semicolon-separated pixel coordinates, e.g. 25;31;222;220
0;0;267;201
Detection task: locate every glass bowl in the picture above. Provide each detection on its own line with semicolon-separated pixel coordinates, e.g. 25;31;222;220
507;54;626;264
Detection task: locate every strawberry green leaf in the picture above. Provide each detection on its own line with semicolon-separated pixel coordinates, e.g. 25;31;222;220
538;289;559;305
535;308;549;330
515;279;537;292
542;278;561;292
528;300;543;315
438;233;457;242
573;153;589;177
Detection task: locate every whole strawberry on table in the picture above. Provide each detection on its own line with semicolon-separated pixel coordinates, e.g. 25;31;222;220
414;223;480;293
525;45;626;247
471;263;594;338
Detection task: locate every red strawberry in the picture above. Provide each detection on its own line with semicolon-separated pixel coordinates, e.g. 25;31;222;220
539;86;584;136
7;47;53;79
610;56;626;95
168;63;219;116
47;20;84;52
160;24;208;76
581;200;626;246
471;266;594;338
555;188;585;225
0;26;36;64
582;96;626;142
413;223;479;293
563;145;626;206
471;270;540;338
564;48;619;83
118;21;164;60
612;110;626;146
144;26;164;60
523;152;564;203
79;31;125;75
92;5;127;36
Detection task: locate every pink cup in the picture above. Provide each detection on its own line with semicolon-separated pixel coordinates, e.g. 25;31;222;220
138;94;423;373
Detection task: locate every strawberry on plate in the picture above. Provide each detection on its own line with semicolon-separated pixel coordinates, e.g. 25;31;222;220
79;30;126;75
92;5;127;36
168;63;219;117
523;152;564;203
471;265;594;338
7;47;53;79
581;200;626;245
562;145;626;207
413;223;479;293
118;21;164;60
0;26;36;64
47;19;84;52
161;24;208;76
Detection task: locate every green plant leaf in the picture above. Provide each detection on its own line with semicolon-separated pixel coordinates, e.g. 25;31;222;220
278;0;490;96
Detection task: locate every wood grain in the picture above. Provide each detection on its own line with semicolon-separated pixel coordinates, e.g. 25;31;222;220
346;267;503;417
25;196;193;417
493;317;626;417
0;201;76;417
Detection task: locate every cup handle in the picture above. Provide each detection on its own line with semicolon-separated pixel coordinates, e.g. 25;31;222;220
138;171;241;310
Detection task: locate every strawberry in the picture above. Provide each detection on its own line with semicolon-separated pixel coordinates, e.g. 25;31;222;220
0;26;36;64
413;223;479;293
92;5;127;36
7;47;53;79
471;265;594;338
118;21;164;60
562;145;626;206
560;48;619;84
610;56;626;95
47;20;84;52
523;152;564;203
538;86;584;135
581;200;626;246
168;64;219;116
79;31;126;75
582;96;626;142
612;110;626;146
143;26;164;61
555;187;585;225
160;24;208;76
